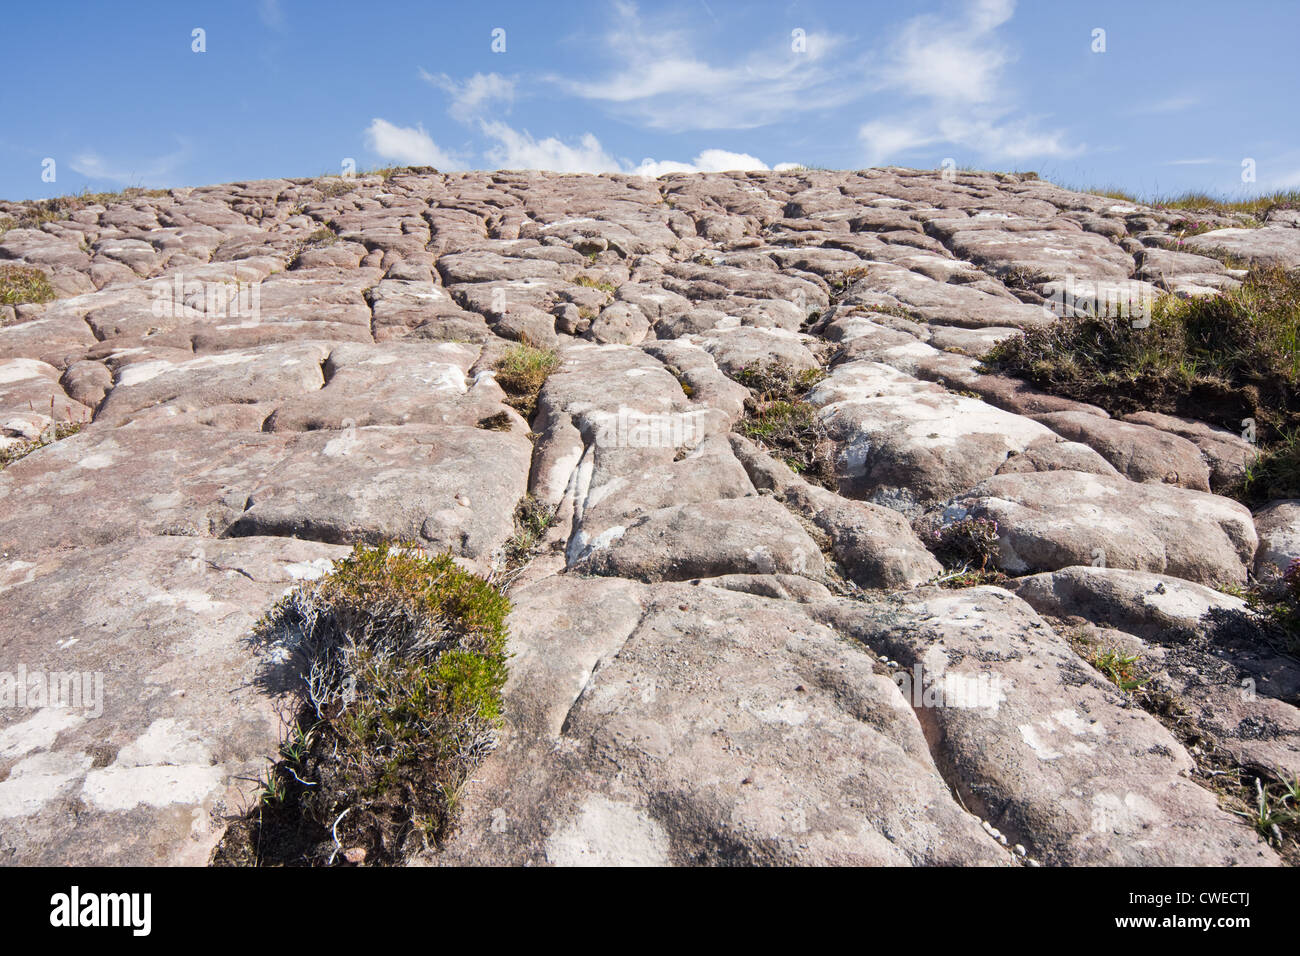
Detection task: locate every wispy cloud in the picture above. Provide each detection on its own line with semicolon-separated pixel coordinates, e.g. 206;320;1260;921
858;0;1076;165
552;1;864;130
364;119;465;168
1127;95;1198;116
70;144;190;185
421;71;515;123
258;0;285;29
630;148;773;177
480;121;620;173
884;0;1014;104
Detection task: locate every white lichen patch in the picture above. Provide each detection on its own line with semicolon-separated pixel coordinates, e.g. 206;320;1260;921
545;795;671;866
0;708;86;760
80;719;224;812
0;750;93;818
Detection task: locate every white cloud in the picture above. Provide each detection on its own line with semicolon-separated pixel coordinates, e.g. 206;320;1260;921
553;2;863;130
364;119;463;168
422;71;515;122
889;6;1011;104
478;121;779;176
631;149;771;177
858;121;942;166
480;121;620;173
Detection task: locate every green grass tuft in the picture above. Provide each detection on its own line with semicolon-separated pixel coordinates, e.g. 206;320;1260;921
494;343;560;419
0;264;56;306
574;274;617;294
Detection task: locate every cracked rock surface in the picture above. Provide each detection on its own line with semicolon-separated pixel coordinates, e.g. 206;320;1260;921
1;167;1297;866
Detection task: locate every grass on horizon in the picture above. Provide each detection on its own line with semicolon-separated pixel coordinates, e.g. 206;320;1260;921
1072;184;1300;221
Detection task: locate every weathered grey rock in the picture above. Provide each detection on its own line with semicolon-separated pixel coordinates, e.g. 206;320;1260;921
0;422;531;568
694;327;821;376
1122;410;1257;492
1007;565;1247;637
1253;499;1300;575
577;496;826;583
263;341;508;432
95;342;330;425
927;216;1136;283
1069;621;1300;780
842;262;1054;330
0;535;349;865
922;470;1257;585
729;433;941;588
815;587;1277;866
811;361;1057;514
434;577;1009;866
0;357;90;438
587;301;650;345
1183;226;1300;269
1034;410;1211;490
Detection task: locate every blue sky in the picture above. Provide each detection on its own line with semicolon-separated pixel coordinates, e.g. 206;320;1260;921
2;0;1297;201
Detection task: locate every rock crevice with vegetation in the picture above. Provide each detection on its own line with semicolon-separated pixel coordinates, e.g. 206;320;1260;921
1;167;1298;866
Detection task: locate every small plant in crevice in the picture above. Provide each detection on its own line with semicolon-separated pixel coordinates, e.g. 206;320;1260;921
1087;646;1150;692
475;411;513;431
927;516;1004;589
573;275;617;295
0;420;84;470
494;343;560;420
318;178;360;198
498;494;557;582
1169;218;1223;240
285;226;338;269
998;266;1053;301
730;361;838;489
0;264;56;306
1213;558;1300;658
211;543;510;867
1232;774;1300;847
828;266;869;296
